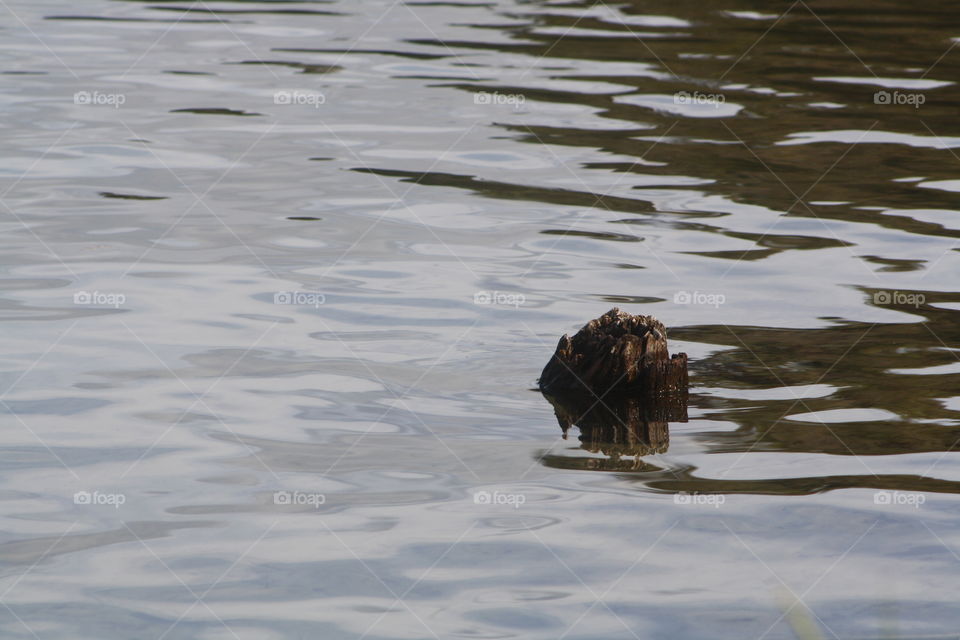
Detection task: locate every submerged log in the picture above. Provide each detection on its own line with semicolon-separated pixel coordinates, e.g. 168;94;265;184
538;308;688;397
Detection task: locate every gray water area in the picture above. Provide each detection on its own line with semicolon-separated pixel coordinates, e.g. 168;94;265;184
2;0;960;638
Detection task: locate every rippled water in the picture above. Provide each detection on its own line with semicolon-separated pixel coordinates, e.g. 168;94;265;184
3;0;960;637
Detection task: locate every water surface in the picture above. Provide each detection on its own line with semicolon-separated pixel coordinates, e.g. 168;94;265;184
2;0;960;638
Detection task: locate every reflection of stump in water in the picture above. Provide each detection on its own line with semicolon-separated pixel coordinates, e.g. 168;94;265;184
543;390;686;460
539;308;688;470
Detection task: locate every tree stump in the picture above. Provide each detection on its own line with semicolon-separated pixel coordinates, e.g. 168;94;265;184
538;308;688;397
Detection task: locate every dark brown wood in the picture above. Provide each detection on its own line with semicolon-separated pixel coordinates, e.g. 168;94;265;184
542;390;682;458
538;308;688;397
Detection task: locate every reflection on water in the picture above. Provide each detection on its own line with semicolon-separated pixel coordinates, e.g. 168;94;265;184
3;0;960;637
541;390;681;471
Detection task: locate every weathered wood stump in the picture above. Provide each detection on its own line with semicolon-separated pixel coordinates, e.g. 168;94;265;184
538;308;688;397
538;309;688;468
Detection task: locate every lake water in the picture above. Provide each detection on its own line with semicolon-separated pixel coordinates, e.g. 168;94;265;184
2;0;960;638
